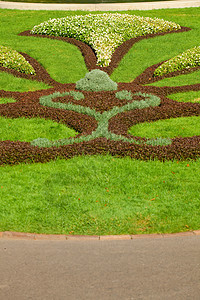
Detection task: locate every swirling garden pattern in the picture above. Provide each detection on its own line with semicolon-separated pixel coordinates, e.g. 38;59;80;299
0;14;200;165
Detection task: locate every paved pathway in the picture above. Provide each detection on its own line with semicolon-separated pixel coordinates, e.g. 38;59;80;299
0;0;200;11
1;235;200;300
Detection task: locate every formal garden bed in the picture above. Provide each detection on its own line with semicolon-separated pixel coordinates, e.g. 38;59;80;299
0;9;199;235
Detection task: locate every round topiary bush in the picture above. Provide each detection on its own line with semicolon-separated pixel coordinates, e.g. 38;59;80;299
76;69;118;92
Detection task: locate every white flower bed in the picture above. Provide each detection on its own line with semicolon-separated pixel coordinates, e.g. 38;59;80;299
31;13;181;67
0;45;35;75
154;46;200;76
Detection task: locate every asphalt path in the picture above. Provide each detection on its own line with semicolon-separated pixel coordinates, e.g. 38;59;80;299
1;236;200;299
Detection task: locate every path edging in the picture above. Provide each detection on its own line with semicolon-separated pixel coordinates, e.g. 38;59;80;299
0;230;199;241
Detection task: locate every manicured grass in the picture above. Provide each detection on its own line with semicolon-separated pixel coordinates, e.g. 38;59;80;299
146;69;200;87
0;71;50;92
0;97;16;104
168;90;200;103
0;116;78;142
0;8;200;235
128;116;200;139
0;156;199;235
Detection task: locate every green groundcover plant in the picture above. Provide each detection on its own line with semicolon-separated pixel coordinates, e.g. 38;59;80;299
0;45;36;75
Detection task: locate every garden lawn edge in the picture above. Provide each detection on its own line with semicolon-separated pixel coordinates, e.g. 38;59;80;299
0;230;199;241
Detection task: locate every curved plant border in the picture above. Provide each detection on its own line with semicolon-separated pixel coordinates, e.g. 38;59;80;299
19;26;191;76
0;25;199;165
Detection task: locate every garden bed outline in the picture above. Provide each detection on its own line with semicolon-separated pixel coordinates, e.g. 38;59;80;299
0;25;200;164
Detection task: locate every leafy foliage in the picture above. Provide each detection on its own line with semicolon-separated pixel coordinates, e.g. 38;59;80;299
115;90;133;100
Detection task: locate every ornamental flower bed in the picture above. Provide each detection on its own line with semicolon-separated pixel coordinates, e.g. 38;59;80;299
0;14;200;165
154;46;200;76
0;45;36;75
31;13;181;67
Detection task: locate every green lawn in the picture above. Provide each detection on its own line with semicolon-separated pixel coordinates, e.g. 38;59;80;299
0;7;199;235
0;116;78;142
0;71;50;91
128;116;200;139
146;70;200;87
1;156;199;235
168;90;200;103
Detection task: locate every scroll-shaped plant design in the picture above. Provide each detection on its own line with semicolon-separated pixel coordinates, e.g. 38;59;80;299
0;13;200;165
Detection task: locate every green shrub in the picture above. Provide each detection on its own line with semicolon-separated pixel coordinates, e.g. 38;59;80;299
76;69;118;92
115;90;133;100
0;45;36;75
154;46;200;77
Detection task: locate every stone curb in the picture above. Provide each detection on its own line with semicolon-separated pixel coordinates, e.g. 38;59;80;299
0;230;199;241
0;0;200;11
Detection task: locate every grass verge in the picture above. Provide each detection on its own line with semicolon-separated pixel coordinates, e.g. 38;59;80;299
0;97;16;104
0;71;50;92
0;155;199;235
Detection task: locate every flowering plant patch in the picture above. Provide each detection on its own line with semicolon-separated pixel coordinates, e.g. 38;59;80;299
154;46;200;76
0;45;36;75
31;13;181;67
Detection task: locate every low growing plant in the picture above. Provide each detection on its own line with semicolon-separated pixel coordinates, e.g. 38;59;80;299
115;90;133;100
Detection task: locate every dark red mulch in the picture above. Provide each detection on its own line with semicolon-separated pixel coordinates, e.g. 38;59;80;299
0;25;200;164
0;135;199;166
